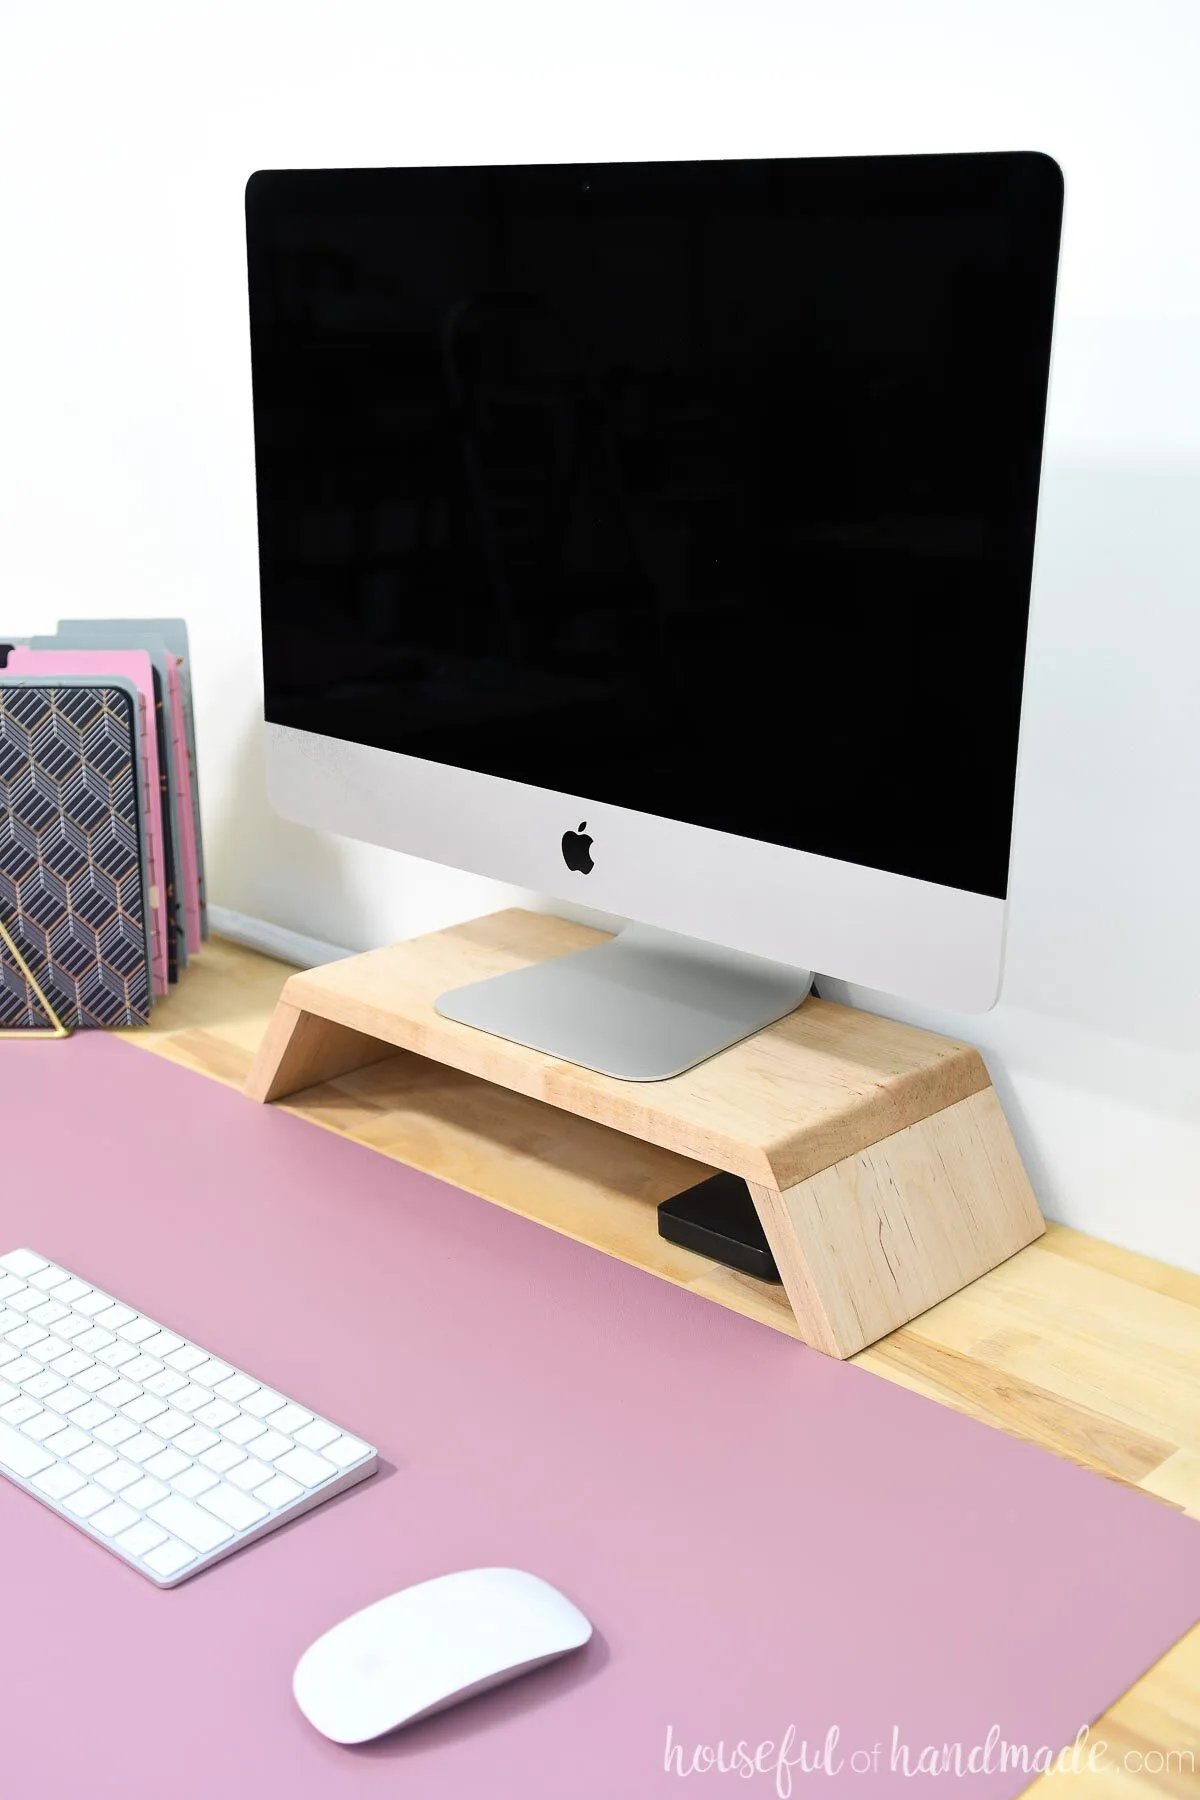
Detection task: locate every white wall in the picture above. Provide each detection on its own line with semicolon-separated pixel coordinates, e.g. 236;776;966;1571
2;0;1197;1268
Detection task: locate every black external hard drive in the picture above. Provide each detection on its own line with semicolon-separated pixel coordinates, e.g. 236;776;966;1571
658;1173;781;1283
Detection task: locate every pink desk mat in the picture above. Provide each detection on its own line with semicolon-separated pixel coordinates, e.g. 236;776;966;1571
2;1032;1198;1800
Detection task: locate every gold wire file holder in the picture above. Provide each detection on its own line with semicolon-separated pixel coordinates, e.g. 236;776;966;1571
0;916;72;1039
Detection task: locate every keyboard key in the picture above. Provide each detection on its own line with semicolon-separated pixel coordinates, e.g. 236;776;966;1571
46;1351;93;1381
122;1394;168;1425
54;1316;93;1342
117;1520;169;1558
0;1356;40;1382
248;1429;292;1462
0;1418;56;1478
147;1495;233;1553
164;1346;208;1373
172;1465;219;1498
0;1378;17;1404
174;1424;220;1456
94;1339;135;1365
242;1387;285;1419
96;1460;141;1493
28;1267;71;1292
7;1288;47;1318
173;1385;212;1413
140;1331;183;1359
69;1401;115;1431
120;1356;164;1383
0;1250;47;1277
144;1370;187;1399
24;1412;70;1442
200;1443;246;1474
275;1447;337;1489
122;1476;170;1510
94;1417;139;1447
0;1276;30;1301
214;1374;260;1404
29;1300;70;1327
41;1425;90;1459
265;1403;313;1436
195;1400;239;1429
254;1473;303;1510
96;1379;140;1409
117;1318;160;1344
143;1538;196;1579
51;1279;92;1305
125;1432;169;1464
8;1290;50;1315
94;1305;136;1330
199;1482;268;1531
63;1483;110;1519
69;1444;118;1476
93;1500;140;1537
6;1323;48;1350
76;1365;121;1392
28;1336;74;1366
221;1415;267;1446
32;1463;87;1502
145;1447;191;1480
190;1359;233;1389
73;1292;114;1317
44;1384;90;1415
21;1370;66;1400
227;1457;273;1493
153;1410;192;1441
1;1396;42;1425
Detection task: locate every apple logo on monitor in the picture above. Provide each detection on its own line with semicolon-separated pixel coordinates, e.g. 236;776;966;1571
561;822;594;874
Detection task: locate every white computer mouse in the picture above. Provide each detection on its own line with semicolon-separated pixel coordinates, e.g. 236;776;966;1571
292;1567;593;1744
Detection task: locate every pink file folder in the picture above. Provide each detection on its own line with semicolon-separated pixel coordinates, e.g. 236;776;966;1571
164;652;201;952
4;648;169;993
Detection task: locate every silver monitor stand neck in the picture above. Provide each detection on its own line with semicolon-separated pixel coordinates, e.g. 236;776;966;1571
435;923;813;1081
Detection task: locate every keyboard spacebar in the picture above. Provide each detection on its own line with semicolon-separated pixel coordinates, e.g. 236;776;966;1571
0;1419;56;1479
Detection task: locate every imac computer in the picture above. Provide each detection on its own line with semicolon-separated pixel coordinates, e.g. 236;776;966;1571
245;152;1062;1079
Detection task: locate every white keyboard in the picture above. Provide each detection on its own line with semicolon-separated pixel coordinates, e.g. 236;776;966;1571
0;1249;377;1586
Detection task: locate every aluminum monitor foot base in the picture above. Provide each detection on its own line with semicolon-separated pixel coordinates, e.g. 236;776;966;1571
435;924;813;1080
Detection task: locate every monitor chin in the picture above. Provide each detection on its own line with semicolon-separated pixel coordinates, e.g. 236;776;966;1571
265;721;1006;1021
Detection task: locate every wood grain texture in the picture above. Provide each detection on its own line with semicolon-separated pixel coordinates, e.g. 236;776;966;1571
250;909;1040;1356
244;1000;397;1102
751;1087;1046;1357
858;1332;1178;1493
120;938;1200;1798
270;909;991;1189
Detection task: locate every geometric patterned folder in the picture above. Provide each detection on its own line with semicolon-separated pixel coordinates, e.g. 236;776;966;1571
0;681;153;1029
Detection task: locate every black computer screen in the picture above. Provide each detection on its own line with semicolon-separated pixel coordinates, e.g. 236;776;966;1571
246;154;1061;899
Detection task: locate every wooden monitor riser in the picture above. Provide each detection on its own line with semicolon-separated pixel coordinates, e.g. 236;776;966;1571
244;909;1044;1358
